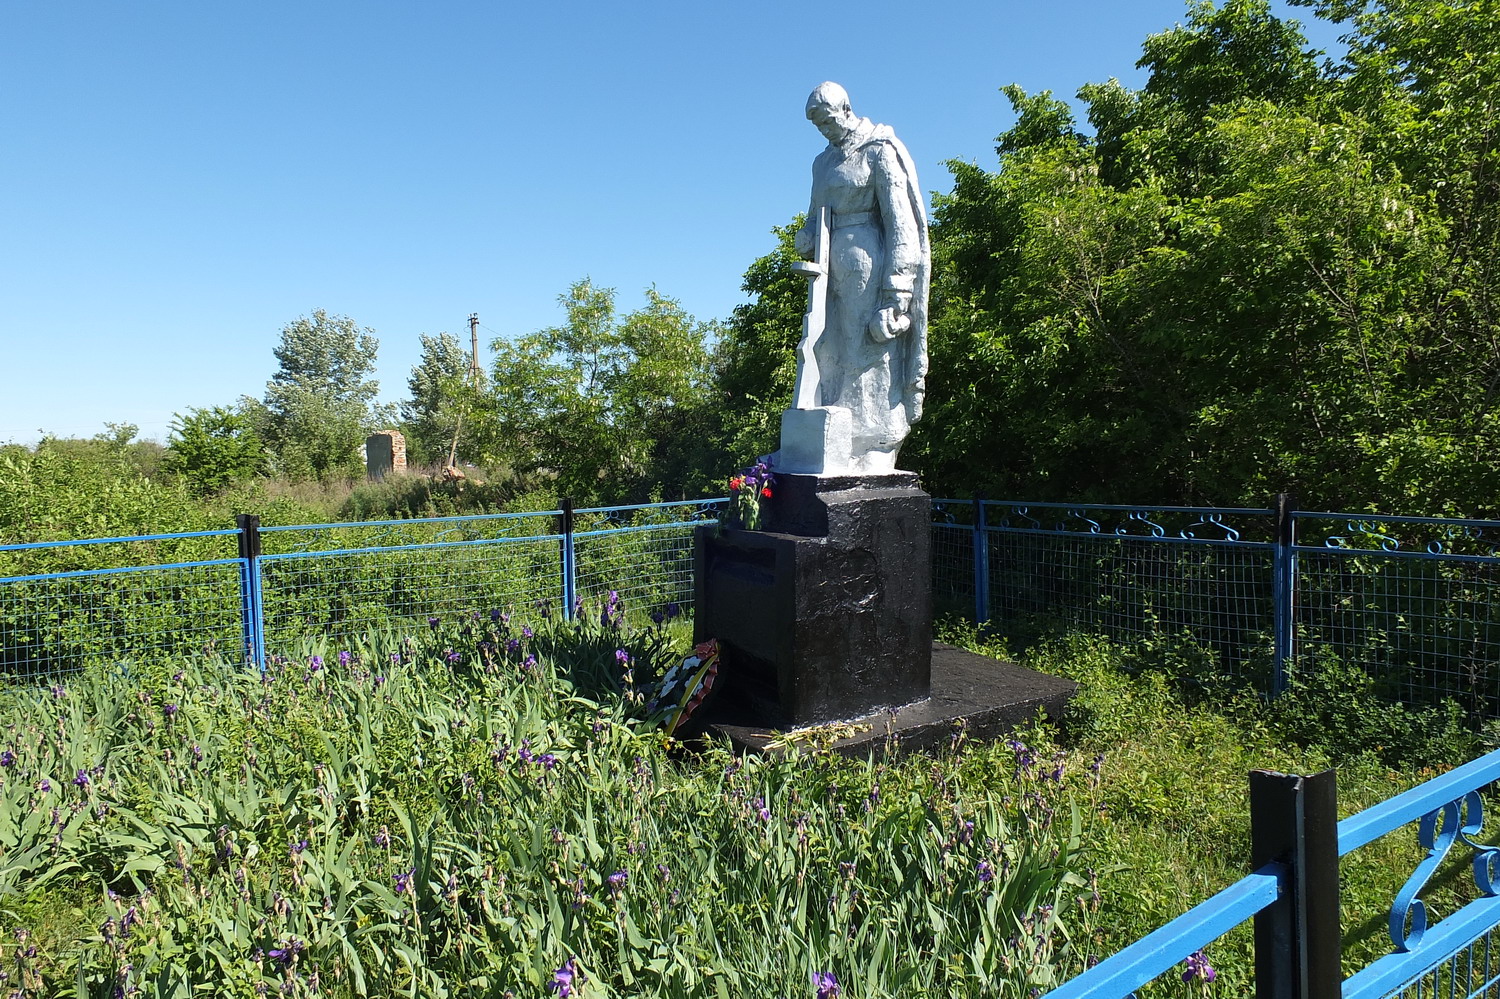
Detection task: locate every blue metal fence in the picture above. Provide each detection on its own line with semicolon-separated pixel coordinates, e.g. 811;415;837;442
1051;751;1500;998
10;495;1500;708
0;499;726;676
935;498;1500;713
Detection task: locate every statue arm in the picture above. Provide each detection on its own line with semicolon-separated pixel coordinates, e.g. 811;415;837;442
872;141;920;306
868;141;920;341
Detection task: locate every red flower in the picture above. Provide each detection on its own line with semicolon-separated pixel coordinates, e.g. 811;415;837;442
761;487;772;499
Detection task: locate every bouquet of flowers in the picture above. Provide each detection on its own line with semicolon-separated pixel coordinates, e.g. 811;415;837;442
726;460;775;530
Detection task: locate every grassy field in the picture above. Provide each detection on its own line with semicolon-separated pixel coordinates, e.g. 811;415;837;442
0;601;1487;997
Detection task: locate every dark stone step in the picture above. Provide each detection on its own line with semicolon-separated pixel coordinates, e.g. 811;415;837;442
700;642;1076;758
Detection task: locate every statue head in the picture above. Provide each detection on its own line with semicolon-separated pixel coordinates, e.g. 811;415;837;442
806;81;858;144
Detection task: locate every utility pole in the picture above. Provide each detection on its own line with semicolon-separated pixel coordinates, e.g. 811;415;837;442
468;313;481;388
447;313;482;476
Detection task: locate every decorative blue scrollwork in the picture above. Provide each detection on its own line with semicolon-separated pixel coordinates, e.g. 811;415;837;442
1388;791;1500;952
1055;508;1103;534
1326;520;1402;553
1180;513;1242;543
996;505;1043;531
1116;510;1166;538
931;501;958;526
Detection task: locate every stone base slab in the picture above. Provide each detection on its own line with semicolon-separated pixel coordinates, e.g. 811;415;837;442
700;642;1077;758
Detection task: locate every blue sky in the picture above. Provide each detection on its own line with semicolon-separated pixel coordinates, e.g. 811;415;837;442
0;1;1344;445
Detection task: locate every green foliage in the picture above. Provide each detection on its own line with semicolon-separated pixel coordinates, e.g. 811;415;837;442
711;221;806;467
0;434;208;545
3;612;1094;997
163;405;268;495
1266;650;1479;768
485;281;716;503
914;0;1500;516
972;629;1491;996
399;331;481;467
336;469;533;521
260;309;391;481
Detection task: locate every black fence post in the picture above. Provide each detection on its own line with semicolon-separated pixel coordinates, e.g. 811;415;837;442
559;498;576;620
1251;768;1341;999
235;513;263;669
1272;492;1298;696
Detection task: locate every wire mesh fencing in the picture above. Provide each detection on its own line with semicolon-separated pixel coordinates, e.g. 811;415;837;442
571;499;726;623
931;499;977;618
258;534;564;657
939;501;1280;679
940;500;1500;711
0;503;729;678
0;530;248;679
1292;513;1500;715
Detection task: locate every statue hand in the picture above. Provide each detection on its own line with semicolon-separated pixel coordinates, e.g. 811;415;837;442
794;224;814;259
868;306;911;342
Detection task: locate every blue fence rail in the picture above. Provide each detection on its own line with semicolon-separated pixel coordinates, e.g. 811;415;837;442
934;497;1500;714
0;498;726;676
1049;751;1500;998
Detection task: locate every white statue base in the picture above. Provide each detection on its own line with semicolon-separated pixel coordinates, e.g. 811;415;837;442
777;406;854;476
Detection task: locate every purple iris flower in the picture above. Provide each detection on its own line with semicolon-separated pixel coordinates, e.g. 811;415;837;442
308;655;323;671
550;957;581;997
394;868;415;894
72;770;90;788
163;703;179;717
267;938;303;965
977;860;994;883
427;616;441;629
814;971;840;999
445;649;461;665
522;626;534;640
607;869;628;894
1183;950;1217;982
0;750;16;767
490;608;503;622
337;650;352;667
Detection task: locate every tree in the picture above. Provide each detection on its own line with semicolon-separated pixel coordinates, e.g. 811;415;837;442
486;280;714;502
707;220;809;469
163;406;268;495
908;0;1500;515
400;332;481;467
260;310;390;480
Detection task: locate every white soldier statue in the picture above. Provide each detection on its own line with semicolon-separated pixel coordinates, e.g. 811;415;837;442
777;81;931;476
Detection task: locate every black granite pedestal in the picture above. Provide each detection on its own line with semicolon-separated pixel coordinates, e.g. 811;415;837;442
693;472;932;727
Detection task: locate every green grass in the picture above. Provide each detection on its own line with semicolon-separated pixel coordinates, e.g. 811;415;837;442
0;608;1488;997
937;622;1491;997
0;605;1091;998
